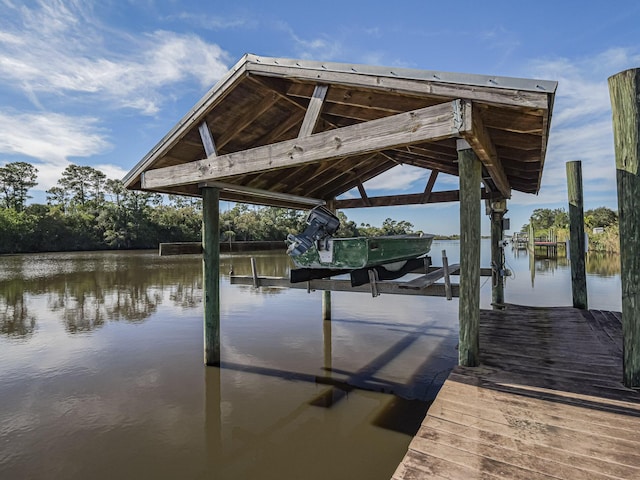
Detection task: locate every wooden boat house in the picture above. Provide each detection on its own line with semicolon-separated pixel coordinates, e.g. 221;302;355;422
123;54;557;367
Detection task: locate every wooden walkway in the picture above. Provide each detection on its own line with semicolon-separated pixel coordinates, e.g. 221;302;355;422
392;305;640;479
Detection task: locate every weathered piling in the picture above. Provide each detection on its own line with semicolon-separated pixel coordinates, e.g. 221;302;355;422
322;199;336;321
202;187;221;366
489;199;507;308
458;140;481;367
566;160;588;309
609;68;640;388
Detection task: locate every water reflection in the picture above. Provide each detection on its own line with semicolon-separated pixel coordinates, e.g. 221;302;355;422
0;286;36;338
501;242;622;311
0;245;624;480
586;252;621;277
0;251;206;337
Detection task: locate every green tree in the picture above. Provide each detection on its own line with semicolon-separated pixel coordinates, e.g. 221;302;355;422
46;186;69;211
0;162;38;212
381;217;414;235
335;211;359;237
585;207;617;229
57;164;106;209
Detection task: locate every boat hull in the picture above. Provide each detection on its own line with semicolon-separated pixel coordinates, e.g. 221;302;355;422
289;234;435;269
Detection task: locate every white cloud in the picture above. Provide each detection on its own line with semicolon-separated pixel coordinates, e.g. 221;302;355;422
508;47;640;212
0;111;110;163
0;1;230;114
364;165;427;191
0;110;111;190
0;0;232;192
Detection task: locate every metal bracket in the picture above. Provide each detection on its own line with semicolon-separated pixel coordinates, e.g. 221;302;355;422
368;269;380;297
452;99;464;135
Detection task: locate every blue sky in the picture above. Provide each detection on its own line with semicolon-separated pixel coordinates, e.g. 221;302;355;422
1;0;639;235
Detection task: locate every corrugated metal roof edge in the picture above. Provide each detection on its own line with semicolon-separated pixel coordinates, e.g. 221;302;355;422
244;54;558;94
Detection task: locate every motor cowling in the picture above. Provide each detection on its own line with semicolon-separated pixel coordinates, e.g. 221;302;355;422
286;206;340;256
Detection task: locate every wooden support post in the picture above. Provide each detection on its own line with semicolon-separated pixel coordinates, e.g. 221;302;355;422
250;257;259;288
323;318;332;376
566;161;588;310
490;199;507;309
609;68;640;388
458;140;481;367
442;250;452;301
202;187;221;366
322;199;335;321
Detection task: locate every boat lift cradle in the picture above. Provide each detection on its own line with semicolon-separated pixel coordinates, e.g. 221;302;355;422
231;206;464;298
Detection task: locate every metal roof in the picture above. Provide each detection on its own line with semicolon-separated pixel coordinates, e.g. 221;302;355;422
124;54;557;209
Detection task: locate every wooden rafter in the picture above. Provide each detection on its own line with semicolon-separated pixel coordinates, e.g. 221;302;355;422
356;179;372;206
198;121;217;157
314;156;396;199
215;92;279;150
199;181;324;206
298;84;328;138
461;105;511;198
141;101;471;191
334;188;492;209
421;170;439;203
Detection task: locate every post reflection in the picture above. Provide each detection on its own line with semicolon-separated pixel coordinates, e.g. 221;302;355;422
0;287;36;338
204;366;222;476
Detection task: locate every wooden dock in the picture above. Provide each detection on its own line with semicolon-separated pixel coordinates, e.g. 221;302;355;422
393;304;640;479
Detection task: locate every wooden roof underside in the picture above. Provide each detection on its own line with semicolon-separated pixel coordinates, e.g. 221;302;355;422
123;54;557;210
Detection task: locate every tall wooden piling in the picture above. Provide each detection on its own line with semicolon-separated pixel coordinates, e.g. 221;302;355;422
322;199;335;321
202;187;221;366
490;200;507;309
566;160;588;310
458;141;481;367
609;68;640;388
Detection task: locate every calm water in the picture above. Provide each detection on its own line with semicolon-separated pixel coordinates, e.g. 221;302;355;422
0;240;621;479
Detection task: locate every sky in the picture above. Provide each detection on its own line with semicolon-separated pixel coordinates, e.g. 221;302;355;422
0;0;639;235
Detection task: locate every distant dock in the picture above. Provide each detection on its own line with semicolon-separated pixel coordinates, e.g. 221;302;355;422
393;304;640;479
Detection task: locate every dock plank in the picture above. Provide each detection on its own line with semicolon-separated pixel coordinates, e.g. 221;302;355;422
393;305;640;479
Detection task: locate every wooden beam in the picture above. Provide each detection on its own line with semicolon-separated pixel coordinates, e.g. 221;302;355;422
298;84;328;138
198;121;217;157
334;188;492;209
199;180;325;206
461;105;511;198
230;275;460;297
247;64;550;110
609;68;640;388
356;179;372;206
458;143;481;367
566;161;588;310
141;100;472;190
421;170;439;203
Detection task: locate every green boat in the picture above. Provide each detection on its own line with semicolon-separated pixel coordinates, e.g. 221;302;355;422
289;234;434;270
285;206;434;285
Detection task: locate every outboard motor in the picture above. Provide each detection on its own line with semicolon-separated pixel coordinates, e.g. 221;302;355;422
286;206;340;256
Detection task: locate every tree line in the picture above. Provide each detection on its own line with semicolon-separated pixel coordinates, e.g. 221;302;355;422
521;207;619;253
0;161;416;254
